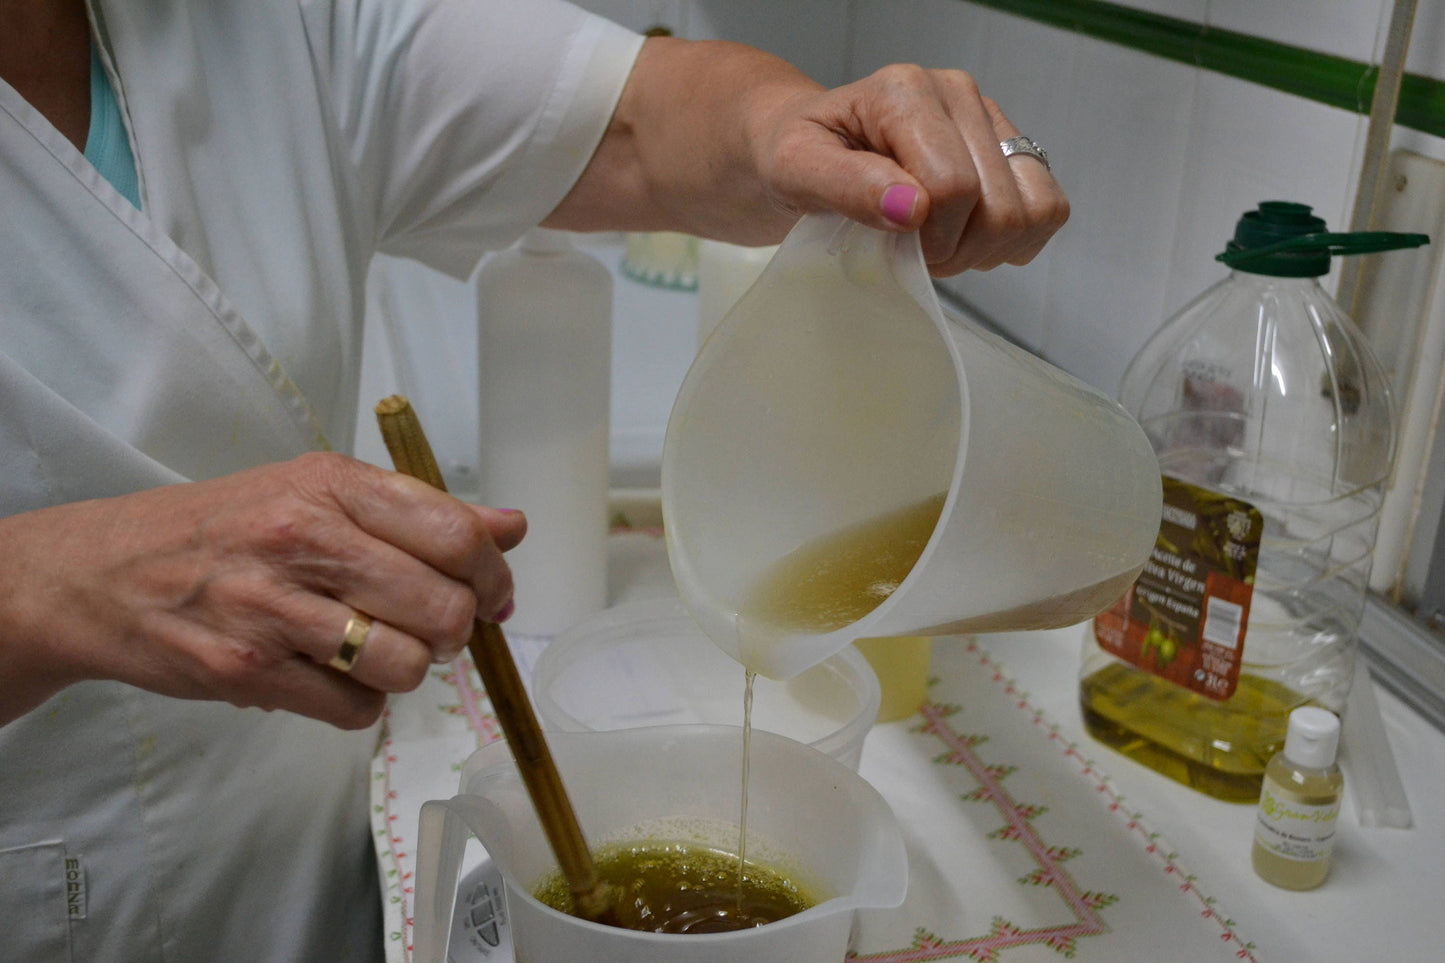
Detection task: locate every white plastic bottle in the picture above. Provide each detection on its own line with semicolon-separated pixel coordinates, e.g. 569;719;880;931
1252;706;1343;890
476;229;611;636
696;239;778;348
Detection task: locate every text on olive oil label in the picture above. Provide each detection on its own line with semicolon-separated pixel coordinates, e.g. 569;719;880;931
1093;476;1261;700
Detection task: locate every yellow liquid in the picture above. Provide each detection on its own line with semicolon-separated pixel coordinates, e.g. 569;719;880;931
533;841;819;934
737;669;755;902
855;636;931;722
1080;661;1311;802
737;492;945;639
1250;756;1343;890
734;490;1137;658
725;494;943;905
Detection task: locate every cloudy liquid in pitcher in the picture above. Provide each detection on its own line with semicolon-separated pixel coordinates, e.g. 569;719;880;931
736;491;946;642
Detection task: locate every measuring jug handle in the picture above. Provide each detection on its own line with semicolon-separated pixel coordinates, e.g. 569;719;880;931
413;795;491;963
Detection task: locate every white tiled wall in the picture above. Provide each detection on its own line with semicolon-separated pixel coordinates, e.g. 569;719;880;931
1408;1;1445;77
847;0;1387;394
1207;0;1388;62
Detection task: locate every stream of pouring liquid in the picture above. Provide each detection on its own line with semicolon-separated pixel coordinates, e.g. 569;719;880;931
737;669;755;906
730;492;947;902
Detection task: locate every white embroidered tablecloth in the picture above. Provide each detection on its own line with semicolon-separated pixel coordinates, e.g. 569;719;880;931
372;529;1259;962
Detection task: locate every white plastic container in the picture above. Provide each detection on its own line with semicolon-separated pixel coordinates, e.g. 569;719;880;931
476;229;611;636
663;213;1162;680
412;726;908;963
531;597;881;770
696;239;778;348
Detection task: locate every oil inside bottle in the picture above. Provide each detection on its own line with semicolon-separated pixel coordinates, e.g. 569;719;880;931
1079;660;1311;802
1250;763;1342;890
533;841;820;933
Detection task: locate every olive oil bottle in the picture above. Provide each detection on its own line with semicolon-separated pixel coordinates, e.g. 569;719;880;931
1079;659;1303;803
1080;203;1415;802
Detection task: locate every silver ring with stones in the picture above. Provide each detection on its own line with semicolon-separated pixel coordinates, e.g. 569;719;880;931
1000;135;1050;171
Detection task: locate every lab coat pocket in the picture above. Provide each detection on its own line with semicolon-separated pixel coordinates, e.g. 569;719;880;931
0;840;75;962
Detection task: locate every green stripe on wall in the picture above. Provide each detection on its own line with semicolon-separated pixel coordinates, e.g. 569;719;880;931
962;0;1445;138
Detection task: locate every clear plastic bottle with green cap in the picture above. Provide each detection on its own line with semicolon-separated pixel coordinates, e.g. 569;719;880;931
1078;201;1427;802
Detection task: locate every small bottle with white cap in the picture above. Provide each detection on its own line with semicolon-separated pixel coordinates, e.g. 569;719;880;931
1251;706;1344;890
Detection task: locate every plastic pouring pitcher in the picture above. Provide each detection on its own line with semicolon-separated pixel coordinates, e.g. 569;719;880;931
662;213;1162;680
413;725;908;963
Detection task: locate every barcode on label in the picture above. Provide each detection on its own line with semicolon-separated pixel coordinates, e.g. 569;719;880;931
1202;596;1244;649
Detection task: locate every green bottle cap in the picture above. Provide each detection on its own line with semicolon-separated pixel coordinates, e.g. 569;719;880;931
1217;200;1429;277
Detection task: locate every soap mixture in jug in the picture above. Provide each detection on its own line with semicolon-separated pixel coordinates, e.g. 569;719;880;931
533;840;819;933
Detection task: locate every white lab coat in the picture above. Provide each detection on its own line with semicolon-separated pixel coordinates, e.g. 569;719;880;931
0;1;641;959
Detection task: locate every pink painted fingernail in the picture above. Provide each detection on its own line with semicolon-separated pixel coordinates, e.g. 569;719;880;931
881;184;918;225
494;598;515;623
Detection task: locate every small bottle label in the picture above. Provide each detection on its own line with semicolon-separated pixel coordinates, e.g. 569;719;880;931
1093;476;1262;700
1254;784;1340;862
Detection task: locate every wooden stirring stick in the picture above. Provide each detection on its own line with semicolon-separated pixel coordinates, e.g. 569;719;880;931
374;395;616;924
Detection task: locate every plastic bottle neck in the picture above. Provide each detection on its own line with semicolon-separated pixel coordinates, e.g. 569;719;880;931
1229;269;1323;286
520;228;575;255
1226;270;1332;301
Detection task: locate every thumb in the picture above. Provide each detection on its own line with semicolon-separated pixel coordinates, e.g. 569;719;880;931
767;126;932;233
472;505;527;552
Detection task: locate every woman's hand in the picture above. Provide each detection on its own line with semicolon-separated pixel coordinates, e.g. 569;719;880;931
0;452;525;729
746;64;1070;275
549;38;1068;277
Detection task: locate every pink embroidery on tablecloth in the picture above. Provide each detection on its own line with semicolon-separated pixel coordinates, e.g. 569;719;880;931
440;657;504;749
376;705;413;960
847;640;1258;962
380;658;505;962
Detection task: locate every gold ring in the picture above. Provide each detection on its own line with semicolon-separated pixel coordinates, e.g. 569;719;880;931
329;612;373;672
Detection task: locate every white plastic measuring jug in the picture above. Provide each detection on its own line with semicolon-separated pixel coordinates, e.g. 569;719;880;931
662;213;1162;680
412;725;906;963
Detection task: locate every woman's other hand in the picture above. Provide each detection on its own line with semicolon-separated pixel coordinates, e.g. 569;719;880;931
0;453;526;729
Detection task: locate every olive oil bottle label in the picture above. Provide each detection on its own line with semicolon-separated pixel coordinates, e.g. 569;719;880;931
1093;476;1262;700
1254;785;1340;862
